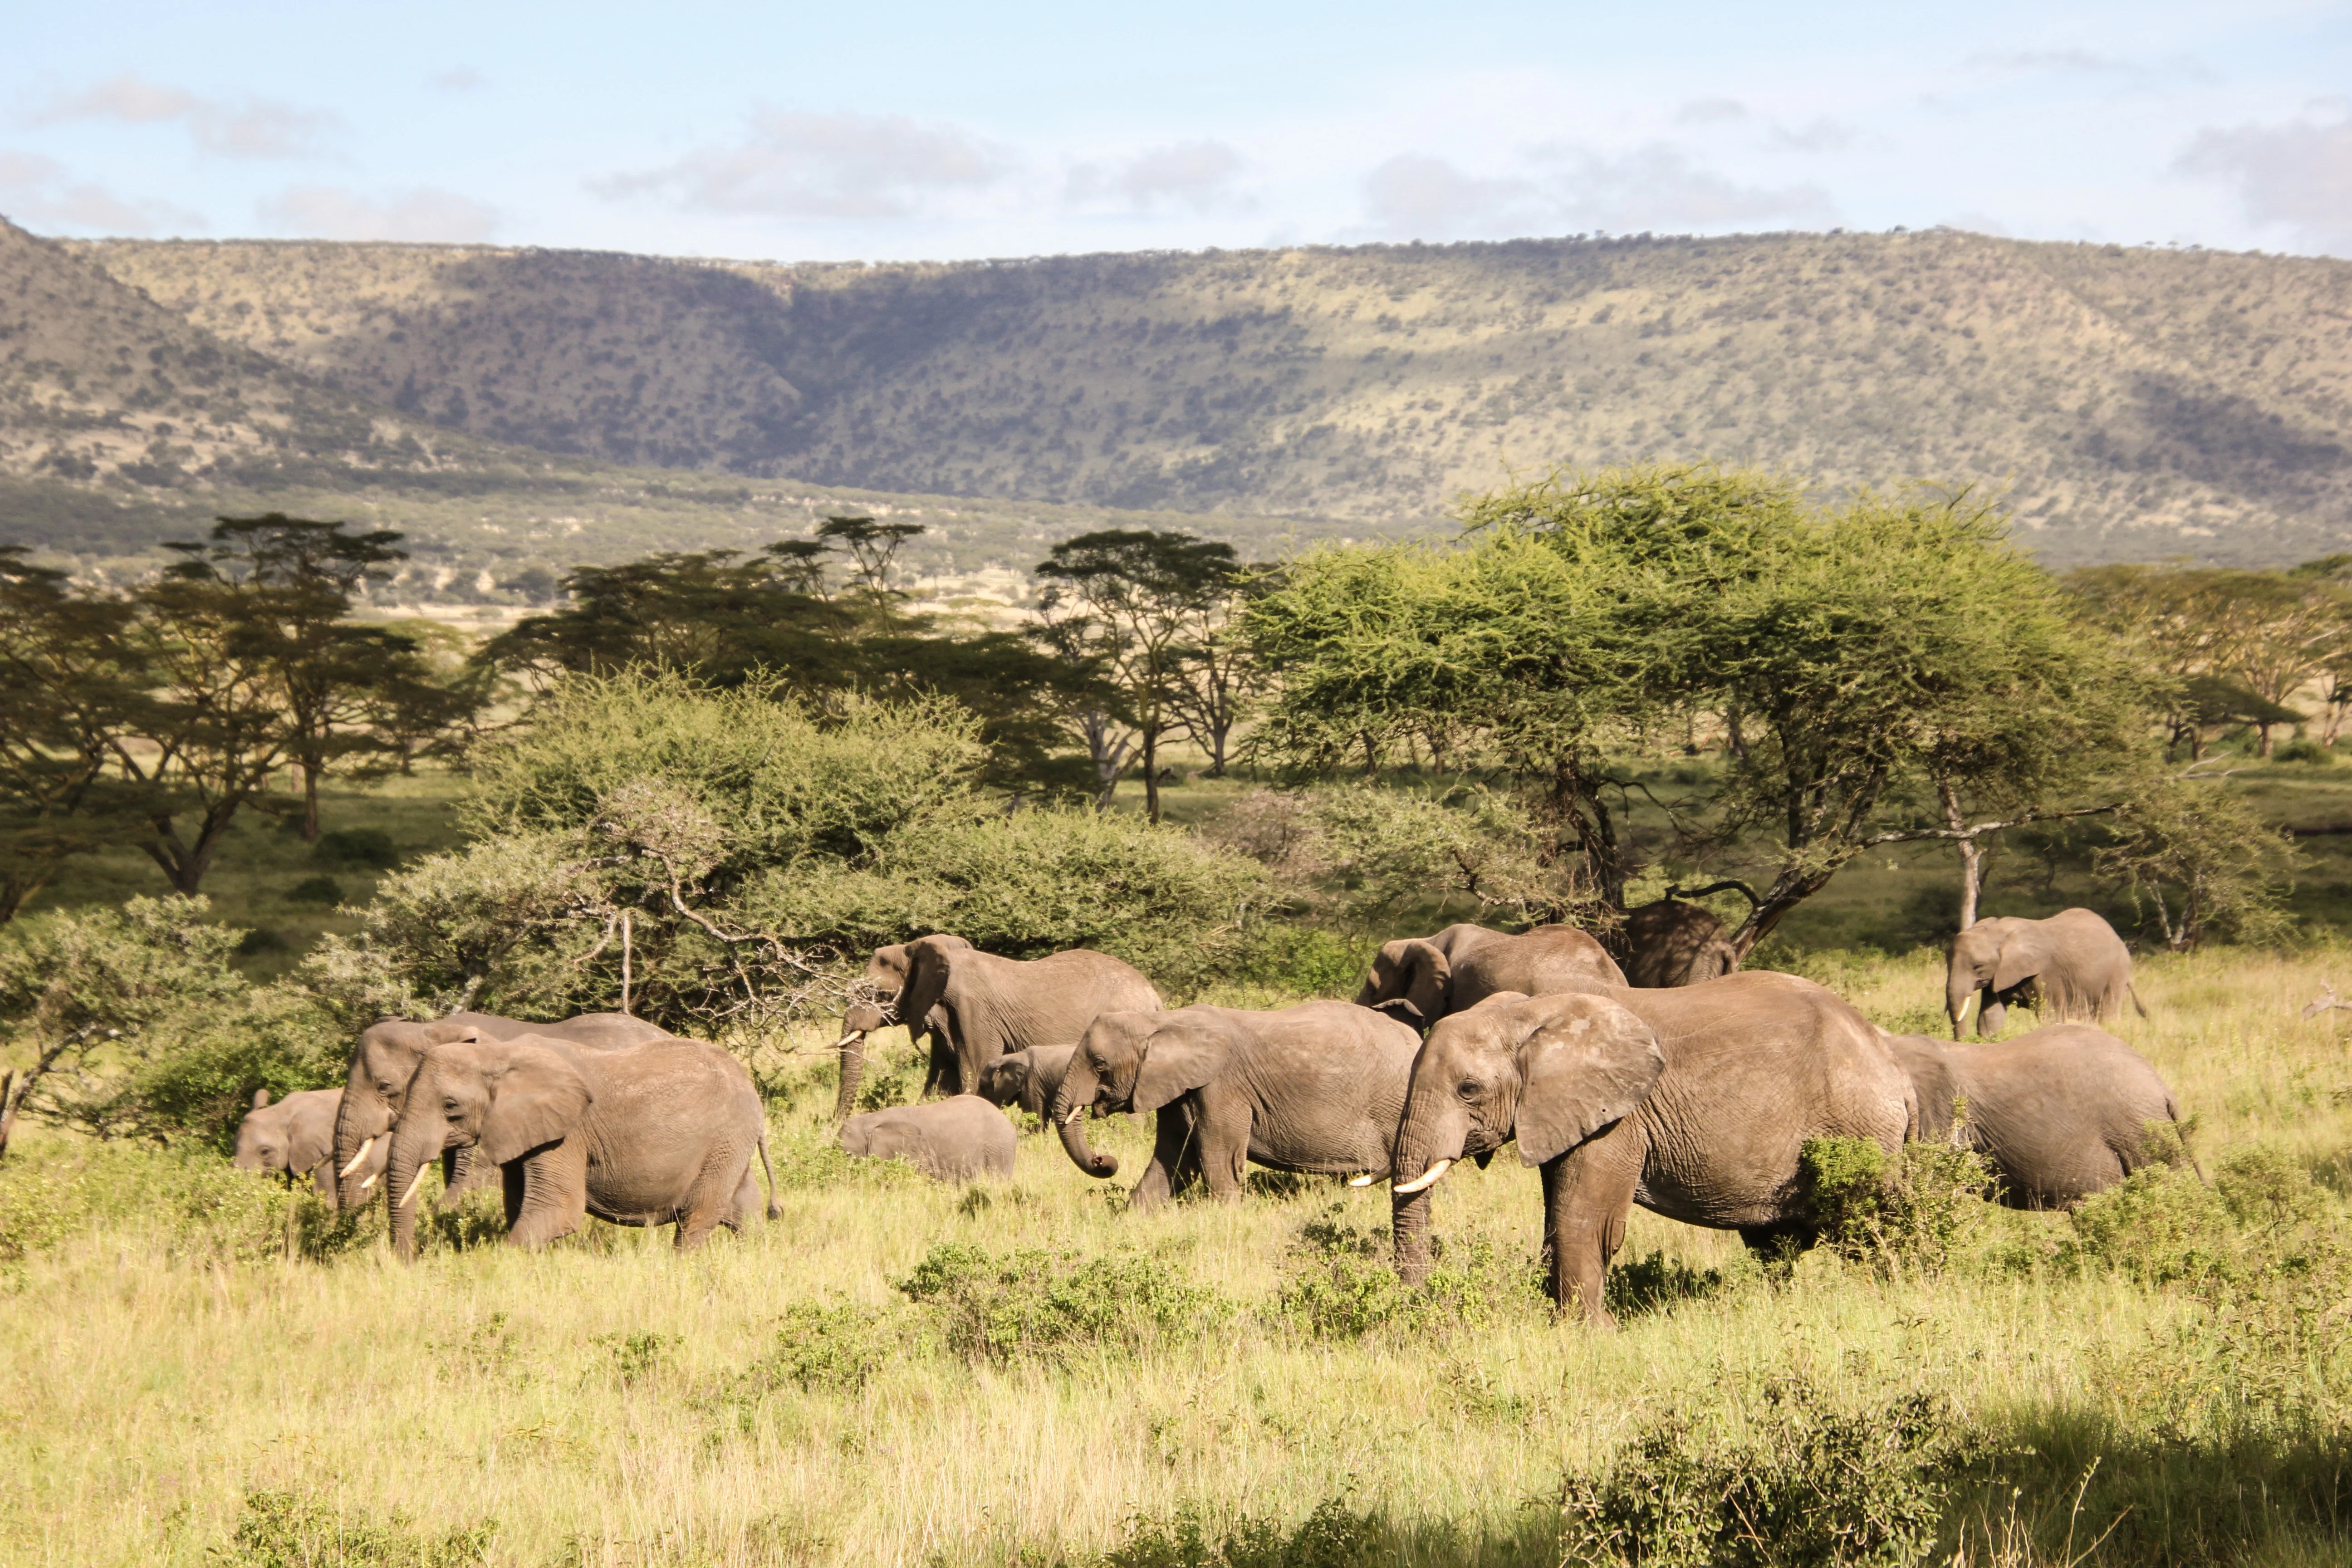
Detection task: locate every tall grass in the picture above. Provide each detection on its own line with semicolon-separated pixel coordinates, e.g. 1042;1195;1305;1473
1;948;2347;1566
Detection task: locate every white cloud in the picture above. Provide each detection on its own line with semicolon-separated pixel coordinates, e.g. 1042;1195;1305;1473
431;68;486;93
259;184;499;242
0;150;206;234
31;72;339;159
1769;118;1856;153
2176;112;2352;255
1362;154;1548;239
1066;140;1248;212
1673;98;1750;127
595;108;1014;220
1364;143;1835;241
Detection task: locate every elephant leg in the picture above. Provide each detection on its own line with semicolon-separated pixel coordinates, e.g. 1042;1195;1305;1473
1128;1107;1196;1213
1978;996;2006;1039
508;1139;588;1250
675;1150;756;1250
1539;1121;1644;1328
1193;1091;1252;1201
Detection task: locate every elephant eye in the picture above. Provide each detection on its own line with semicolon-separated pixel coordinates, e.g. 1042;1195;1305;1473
443;1097;462;1114
1457;1079;1480;1099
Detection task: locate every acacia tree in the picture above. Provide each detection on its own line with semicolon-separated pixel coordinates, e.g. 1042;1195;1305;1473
1035;529;1240;823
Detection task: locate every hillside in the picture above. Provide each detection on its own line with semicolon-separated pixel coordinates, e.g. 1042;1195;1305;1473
0;217;1306;593
72;229;2352;566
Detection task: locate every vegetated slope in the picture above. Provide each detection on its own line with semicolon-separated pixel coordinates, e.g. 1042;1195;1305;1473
0;216;1301;588
76;230;2352;566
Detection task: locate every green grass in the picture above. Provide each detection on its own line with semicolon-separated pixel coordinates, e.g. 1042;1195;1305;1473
2;948;2349;1566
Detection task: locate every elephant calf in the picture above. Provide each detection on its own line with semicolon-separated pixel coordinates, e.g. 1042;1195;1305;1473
1053;1000;1423;1211
235;1088;383;1204
1947;909;2141;1039
977;1045;1077;1121
839;1096;1017;1182
1886;1026;2196;1207
1615;900;1741;988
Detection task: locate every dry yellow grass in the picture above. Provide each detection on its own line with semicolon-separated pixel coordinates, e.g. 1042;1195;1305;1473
1;947;2347;1567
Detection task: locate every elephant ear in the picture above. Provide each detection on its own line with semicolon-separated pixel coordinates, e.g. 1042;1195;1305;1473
424;1020;482;1045
866;944;911;991
250;1087;271;1110
1398;939;1451;1021
478;1039;593;1167
1991;923;2056;994
1132;1017;1234;1114
1513;995;1666;1167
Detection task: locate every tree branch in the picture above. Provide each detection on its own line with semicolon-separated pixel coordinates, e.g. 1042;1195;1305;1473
1859;801;2116;849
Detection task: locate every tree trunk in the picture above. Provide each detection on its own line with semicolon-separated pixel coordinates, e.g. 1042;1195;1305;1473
1939;779;1981;931
2256;722;2276;759
300;761;323;843
0;1070;20;1159
1142;724;1161;825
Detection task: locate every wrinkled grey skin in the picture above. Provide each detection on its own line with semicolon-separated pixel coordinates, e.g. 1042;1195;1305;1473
1947;909;2141;1039
1886;1026;2197;1207
838;935;1161;1111
1356;924;1628;1024
1052;1000;1423;1212
840;1095;1017;1182
977;1044;1077;1120
1390;975;1916;1327
332;1011;668;1211
382;1033;777;1260
1617;901;1742;988
235;1088;383;1202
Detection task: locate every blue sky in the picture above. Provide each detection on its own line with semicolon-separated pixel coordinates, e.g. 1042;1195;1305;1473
5;0;2348;261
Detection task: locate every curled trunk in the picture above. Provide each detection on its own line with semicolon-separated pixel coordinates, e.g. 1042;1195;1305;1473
1049;1055;1118;1177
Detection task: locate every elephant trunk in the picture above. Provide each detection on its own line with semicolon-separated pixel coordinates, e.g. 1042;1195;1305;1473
1049;1054;1118;1179
331;1081;387;1212
1946;972;1978;1042
833;1030;867;1121
1389;1084;1470;1287
383;1091;446;1263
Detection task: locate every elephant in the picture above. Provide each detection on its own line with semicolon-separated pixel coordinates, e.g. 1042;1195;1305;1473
1885;1026;2198;1207
382;1032;777;1259
1388;974;1917;1327
838;1096;1017;1182
235;1088;383;1202
332;1010;669;1211
977;1044;1077;1120
1947;909;2141;1039
1356;923;1627;1024
1051;1000;1424;1211
835;935;1161;1114
1615;900;1741;988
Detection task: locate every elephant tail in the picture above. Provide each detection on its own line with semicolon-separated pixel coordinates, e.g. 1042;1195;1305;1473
2168;1095;2208;1185
2128;982;2149;1020
758;1133;782;1220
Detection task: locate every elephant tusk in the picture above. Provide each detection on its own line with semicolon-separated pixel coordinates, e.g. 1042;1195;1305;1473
832;1032;863;1050
1063;1106;1088;1125
358;1173;378;1192
1391;1158;1453;1196
338;1137;376;1178
1347;1173;1376;1187
395;1165;430;1210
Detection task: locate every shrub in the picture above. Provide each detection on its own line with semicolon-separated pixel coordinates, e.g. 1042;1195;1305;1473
220;1489;494;1568
896;1240;1228;1362
752;1302;902;1393
1093;1498;1386;1568
1228;925;1378;999
1799;1136;1994;1278
1274;1205;1534;1339
2067;1162;2234;1285
313;827;402;869
2274;739;2333;766
1558;1380;1969;1568
284;875;345;906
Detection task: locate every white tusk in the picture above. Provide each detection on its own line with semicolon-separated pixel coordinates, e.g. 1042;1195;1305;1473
358;1173;378;1192
1347;1173;1376;1187
338;1137;376;1177
395;1165;430;1210
832;1032;863;1050
1391;1158;1453;1196
1063;1106;1088;1125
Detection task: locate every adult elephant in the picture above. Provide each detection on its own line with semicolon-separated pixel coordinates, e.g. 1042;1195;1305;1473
1886;1026;2197;1207
1051;1000;1422;1211
382;1033;776;1259
1389;974;1916;1327
332;1011;669;1211
1355;923;1626;1024
235;1088;382;1202
1615;900;1741;988
835;936;1160;1115
840;1096;1017;1182
1947;909;2141;1039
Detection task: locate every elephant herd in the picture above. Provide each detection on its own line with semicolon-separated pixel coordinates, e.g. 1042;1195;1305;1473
232;900;2188;1325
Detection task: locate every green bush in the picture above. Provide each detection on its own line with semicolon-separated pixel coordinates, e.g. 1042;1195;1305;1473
2067;1162;2234;1285
1799;1136;1994;1278
1093;1498;1386;1568
2273;739;2334;766
752;1302;903;1393
896;1240;1228;1362
1558;1381;1969;1568
1274;1205;1535;1339
284;875;345;906
1228;925;1379;999
220;1489;493;1568
313;827;403;869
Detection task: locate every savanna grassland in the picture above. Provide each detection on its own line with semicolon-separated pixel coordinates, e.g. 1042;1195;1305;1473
3;920;2350;1566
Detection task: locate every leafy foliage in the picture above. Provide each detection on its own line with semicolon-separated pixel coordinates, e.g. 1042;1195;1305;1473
896;1239;1229;1363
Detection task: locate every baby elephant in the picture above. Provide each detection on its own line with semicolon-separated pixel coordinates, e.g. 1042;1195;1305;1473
235;1088;383;1205
977;1045;1077;1120
1886;1024;2196;1207
839;1096;1017;1182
